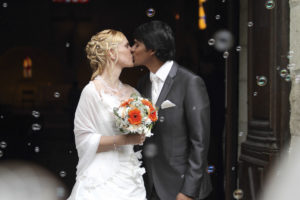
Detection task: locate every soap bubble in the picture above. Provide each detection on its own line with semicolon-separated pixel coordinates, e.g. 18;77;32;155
32;123;42;131
233;189;244;199
257;76;268;86
59;171;66;178
54;92;60;98
248;21;254;27
208;38;215;46
146;8;155;17
32;111;40;118
0;141;7;149
206;165;215;174
223;51;229;59
265;0;275;10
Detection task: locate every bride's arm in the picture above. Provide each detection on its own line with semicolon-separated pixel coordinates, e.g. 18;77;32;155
97;134;145;152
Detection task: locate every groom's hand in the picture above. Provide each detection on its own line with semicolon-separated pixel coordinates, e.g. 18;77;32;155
176;193;193;200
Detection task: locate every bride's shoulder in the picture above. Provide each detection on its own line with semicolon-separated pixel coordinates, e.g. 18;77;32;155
80;81;98;97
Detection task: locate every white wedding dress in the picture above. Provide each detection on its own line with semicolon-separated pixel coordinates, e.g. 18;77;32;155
67;76;147;200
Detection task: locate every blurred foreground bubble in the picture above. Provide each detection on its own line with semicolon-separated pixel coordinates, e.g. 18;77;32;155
258;140;300;199
213;30;234;52
144;143;157;158
0;160;67;200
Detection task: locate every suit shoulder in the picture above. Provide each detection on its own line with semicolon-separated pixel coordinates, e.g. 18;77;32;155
177;65;203;81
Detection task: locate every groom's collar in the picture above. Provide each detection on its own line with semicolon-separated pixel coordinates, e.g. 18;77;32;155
150;60;173;82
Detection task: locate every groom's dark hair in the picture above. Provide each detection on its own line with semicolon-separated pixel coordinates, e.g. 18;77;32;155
133;20;175;62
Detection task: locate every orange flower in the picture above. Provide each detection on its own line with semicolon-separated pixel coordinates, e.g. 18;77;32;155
149;108;158;122
121;98;134;107
128;108;142;125
142;99;154;110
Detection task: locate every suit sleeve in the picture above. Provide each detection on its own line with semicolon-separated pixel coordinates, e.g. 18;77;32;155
180;76;210;198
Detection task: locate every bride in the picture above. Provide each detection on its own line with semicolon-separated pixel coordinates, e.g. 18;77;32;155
67;29;147;200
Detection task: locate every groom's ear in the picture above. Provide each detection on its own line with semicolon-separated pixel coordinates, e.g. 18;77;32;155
149;49;156;56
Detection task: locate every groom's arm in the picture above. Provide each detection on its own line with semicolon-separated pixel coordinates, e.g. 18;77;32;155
180;75;210;198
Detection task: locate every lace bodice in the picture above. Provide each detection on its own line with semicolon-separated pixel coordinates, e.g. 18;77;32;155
93;75;139;103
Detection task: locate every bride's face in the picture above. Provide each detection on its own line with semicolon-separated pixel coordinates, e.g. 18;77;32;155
115;38;134;68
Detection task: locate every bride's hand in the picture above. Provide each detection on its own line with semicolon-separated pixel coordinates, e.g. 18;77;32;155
125;134;146;145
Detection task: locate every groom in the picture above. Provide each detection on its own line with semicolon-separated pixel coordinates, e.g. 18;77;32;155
132;20;212;200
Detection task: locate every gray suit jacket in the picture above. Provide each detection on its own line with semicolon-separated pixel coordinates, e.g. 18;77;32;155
137;62;212;200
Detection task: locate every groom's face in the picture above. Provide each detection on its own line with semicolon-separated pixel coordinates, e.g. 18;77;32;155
131;39;154;67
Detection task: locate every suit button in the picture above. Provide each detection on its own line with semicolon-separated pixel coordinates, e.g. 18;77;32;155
181;174;185;178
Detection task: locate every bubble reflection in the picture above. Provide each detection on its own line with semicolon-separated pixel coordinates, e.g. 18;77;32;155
287;51;294;59
236;46;242;52
34;146;40;153
32;123;42;131
206;165;215;174
248;21;254;27
256;76;268;87
159;116;165;123
54;92;60;98
285;74;291;82
208;38;215;46
32;110;40;118
59;171;66;178
280;69;288;78
223;51;229;59
233;189;244;199
0;141;7;149
146;8;155;17
265;0;275;10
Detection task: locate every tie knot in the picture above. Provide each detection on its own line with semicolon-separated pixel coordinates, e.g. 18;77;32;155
150;73;160;83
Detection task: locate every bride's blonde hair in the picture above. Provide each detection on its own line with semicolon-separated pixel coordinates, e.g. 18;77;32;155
85;29;126;80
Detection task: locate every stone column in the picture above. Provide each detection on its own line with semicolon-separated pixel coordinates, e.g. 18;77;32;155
289;0;300;151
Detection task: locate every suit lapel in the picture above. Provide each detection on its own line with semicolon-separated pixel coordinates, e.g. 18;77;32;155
155;62;178;109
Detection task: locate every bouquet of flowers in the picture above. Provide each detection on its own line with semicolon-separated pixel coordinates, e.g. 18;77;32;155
113;94;158;137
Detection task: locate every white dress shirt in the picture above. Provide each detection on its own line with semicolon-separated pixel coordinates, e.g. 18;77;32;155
150;60;173;104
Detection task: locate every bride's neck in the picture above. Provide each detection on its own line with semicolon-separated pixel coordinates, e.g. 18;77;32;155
100;66;122;88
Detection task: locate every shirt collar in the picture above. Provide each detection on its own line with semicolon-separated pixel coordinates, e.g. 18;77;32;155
150;60;173;82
